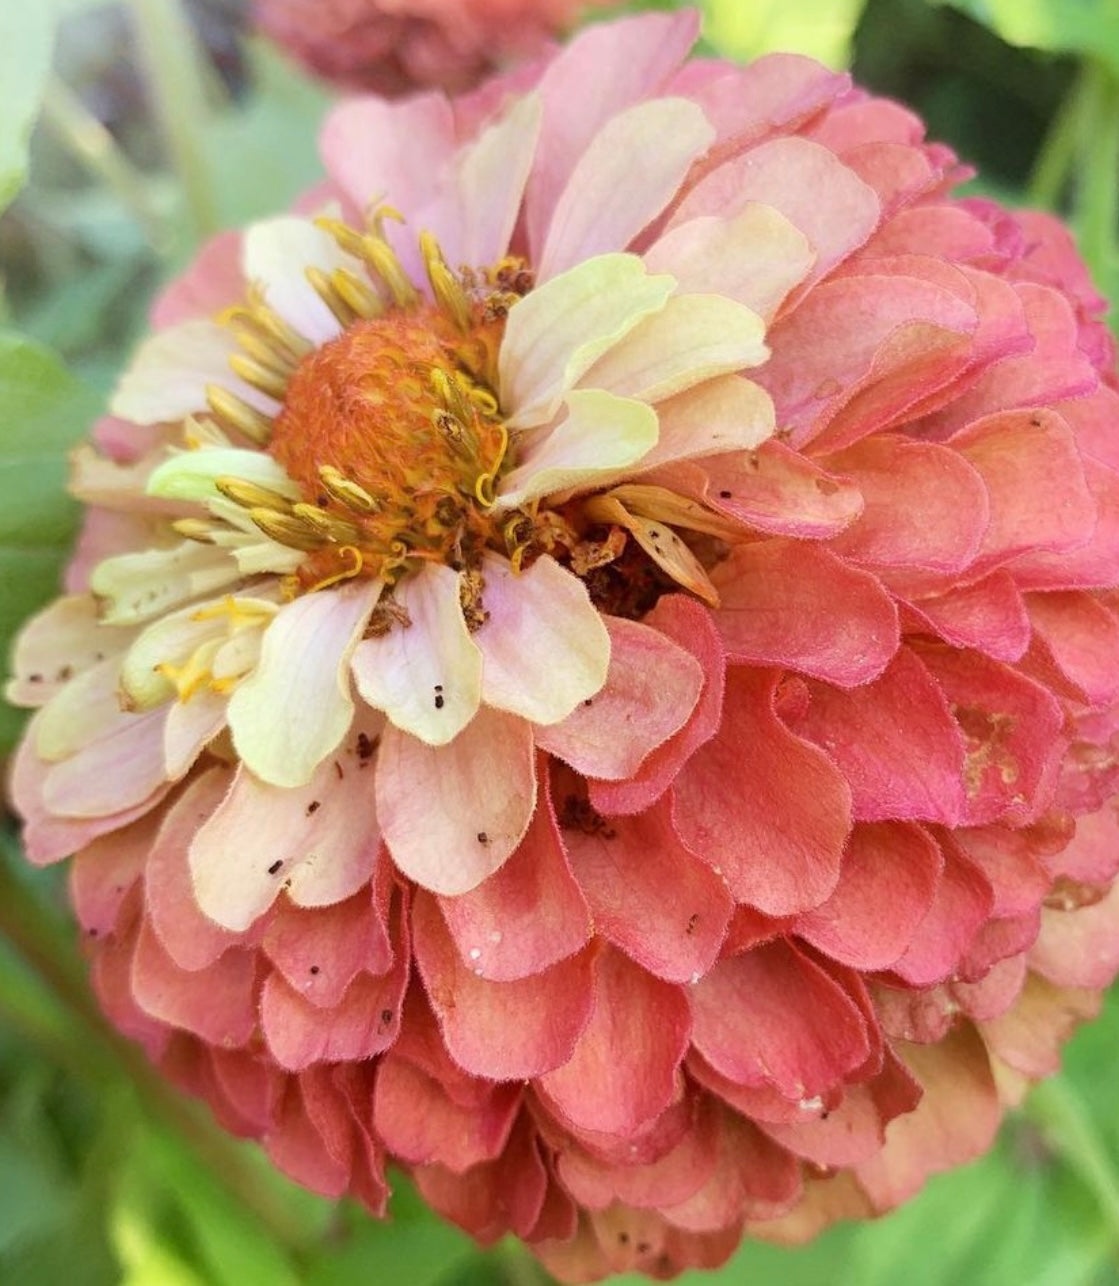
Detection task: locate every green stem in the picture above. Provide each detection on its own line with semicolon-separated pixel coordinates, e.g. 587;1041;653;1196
1023;1077;1119;1246
39;76;171;253
0;845;310;1257
1029;65;1094;209
1071;60;1119;288
127;0;221;241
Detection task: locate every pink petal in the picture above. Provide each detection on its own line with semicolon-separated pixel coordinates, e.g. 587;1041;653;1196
539;97;714;280
70;812;155;937
150;229;243;328
411;891;595;1079
475;553;609;726
709;540;899;686
190;717;383;931
6;594;113;709
564;793;732;984
145;768;243;971
437;762;591;982
1030;878;1119;989
534;616;702;780
795;822;941;970
377;704;536;895
690;941;870;1099
670;137;880;298
42;707;172;818
265;1076;352;1199
525;10;700;254
825;435;988;572
454;93;540;268
131;919;257;1047
538;947;691;1136
590;594;726;816
790;647;967;824
636;375;776;473
1011;457;1119;592
980;973;1099;1079
673;668;851;915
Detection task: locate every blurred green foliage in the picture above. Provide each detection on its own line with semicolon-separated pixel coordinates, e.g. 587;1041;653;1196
2;0;1119;1283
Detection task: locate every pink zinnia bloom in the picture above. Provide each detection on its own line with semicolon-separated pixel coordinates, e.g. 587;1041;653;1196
10;10;1119;1281
253;0;610;95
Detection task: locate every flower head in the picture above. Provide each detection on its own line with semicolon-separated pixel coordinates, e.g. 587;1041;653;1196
253;0;610;95
10;10;1119;1281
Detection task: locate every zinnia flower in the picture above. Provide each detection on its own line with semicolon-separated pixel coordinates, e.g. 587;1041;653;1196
10;9;1119;1281
253;0;609;96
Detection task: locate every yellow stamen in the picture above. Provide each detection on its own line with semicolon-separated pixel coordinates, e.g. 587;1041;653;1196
228;352;290;401
215;476;295;512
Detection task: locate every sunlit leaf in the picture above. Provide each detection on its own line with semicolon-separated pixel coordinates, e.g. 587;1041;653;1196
701;0;869;68
926;0;1119;79
0;3;55;214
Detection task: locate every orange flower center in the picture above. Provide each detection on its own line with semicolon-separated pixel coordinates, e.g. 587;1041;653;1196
266;302;510;591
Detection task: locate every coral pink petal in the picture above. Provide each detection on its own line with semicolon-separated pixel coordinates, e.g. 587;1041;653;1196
1011;457;1119;592
564;793;732;984
1030;879;1119;989
795;822;941;970
131;919;257;1047
889;839;994;986
855;1027;999;1210
1046;802;1119;886
690;941;870;1099
437;763;591;982
539;947;691;1136
264;1078;352;1199
590;595;725;816
535;616;702;780
710;540;898;685
261;921;409;1071
145;768;243;971
951;408;1095;571
790;648;966;824
683;441;863;539
825;435;989;572
377;704;536;895
905;572;1031;662
263;877;393;1009
373;1057;521;1172
70;813;155;936
526;9;699;253
411;891;595;1079
674;668;851;914
1027;591;1119;706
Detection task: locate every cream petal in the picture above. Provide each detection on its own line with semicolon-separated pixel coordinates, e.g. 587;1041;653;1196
644;206;815;324
163;690;227;777
583;293;768;404
638;375;776;472
243;215;363;346
90;542;244;625
539;97;714;282
494;389;658;512
476;553;610;725
499;254;674;430
190;721;383;931
145;447;300;506
376;706;536;895
6;595;125;709
110;319;278;424
35;657;132;763
119;602;227;710
350;563;482;747
227;580;379;788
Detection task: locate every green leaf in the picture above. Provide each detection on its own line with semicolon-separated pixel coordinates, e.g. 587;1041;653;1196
0;3;55;214
0;331;101;749
701;0;869;68
926;0;1119;78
